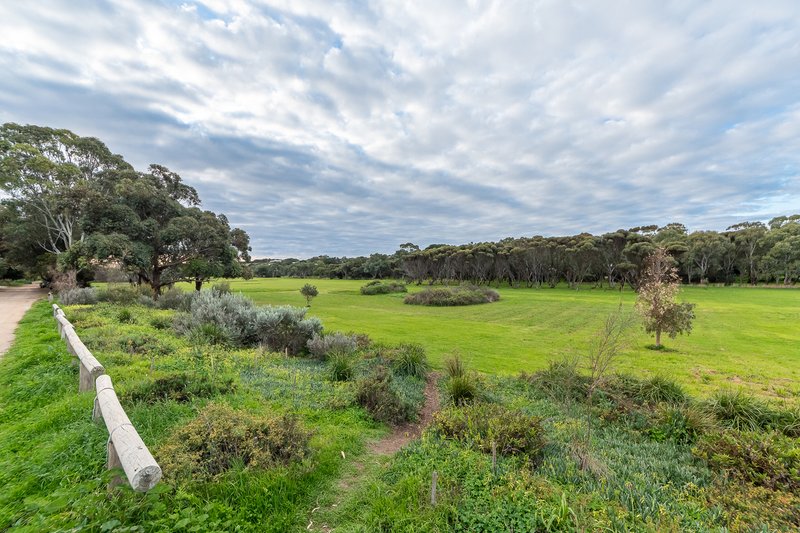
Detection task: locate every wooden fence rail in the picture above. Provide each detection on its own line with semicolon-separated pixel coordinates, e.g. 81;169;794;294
51;303;162;492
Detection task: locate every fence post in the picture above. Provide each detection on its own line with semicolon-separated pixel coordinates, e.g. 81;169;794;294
431;470;438;506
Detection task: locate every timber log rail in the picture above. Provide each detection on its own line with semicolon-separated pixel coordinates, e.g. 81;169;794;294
51;303;162;492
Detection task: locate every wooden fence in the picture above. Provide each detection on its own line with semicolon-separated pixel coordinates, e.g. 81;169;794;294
51;303;162;492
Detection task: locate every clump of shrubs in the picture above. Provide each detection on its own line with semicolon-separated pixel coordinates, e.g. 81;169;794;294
356;366;418;424
159;403;311;481
122;373;234;404
211;282;231;296
693;430;800;492
174;291;322;353
100;284;147;305
404;285;500;306
390;344;429;379
156;287;193;311
432;403;546;458
59;287;99;305
307;332;358;360
186;323;231;346
360;281;408;295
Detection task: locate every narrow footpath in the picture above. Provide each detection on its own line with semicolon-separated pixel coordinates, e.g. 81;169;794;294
0;283;47;357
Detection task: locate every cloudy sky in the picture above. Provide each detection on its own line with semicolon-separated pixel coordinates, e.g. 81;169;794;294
1;1;799;257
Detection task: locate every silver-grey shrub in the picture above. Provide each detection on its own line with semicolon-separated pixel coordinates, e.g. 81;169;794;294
307;332;358;360
59;287;99;305
175;291;322;353
157;288;193;311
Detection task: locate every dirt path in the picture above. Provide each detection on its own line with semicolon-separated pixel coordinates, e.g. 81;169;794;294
0;283;47;357
308;374;442;531
368;372;441;455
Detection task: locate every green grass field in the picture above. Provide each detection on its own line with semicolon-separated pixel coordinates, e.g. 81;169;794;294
211;279;800;402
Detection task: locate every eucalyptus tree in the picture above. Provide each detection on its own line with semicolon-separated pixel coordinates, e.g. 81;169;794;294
727;221;766;284
0;123;131;257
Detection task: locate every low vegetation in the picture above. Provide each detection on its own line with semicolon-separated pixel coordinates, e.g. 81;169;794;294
360;280;407;295
159;403;312;482
403;284;500;306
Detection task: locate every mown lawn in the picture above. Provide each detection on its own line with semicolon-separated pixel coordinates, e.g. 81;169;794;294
216;278;800;402
1;293;798;531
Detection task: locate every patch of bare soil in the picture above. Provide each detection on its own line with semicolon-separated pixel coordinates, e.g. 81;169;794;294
368;372;441;455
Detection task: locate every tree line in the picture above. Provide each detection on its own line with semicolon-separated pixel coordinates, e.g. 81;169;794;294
254;219;800;288
0;123;251;296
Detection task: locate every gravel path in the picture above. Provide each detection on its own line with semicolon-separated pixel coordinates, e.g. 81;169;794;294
0;283;47;357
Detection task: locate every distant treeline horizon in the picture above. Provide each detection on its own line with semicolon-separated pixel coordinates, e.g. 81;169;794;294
250;215;800;288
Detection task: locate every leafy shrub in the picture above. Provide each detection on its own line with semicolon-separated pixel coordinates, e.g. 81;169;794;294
157;287;193;310
307;332;357;360
186;323;231;346
116;308;136;324
356;366;416;424
445;374;479;405
300;283;318;306
360;281;408;295
432;403;546;457
211;282;231;296
328;351;355;382
149;316;173;330
100;284;144;305
647;404;716;444
404;285;500;306
390;344;429;379
174;291;322;352
136;294;156;308
159;403;311;481
122;373;234;403
693;431;800;492
58;287;99;305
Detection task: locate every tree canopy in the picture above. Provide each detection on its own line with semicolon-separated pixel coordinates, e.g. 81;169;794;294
0;123;251;296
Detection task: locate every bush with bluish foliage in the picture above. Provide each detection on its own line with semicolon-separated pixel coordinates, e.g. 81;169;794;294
157;287;193;310
307;332;358;360
174;291;322;352
58;287;99;305
404;285;500;306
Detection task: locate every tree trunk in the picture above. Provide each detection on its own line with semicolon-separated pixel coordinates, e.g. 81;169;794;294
151;267;161;300
655;329;662;347
195;278;203;291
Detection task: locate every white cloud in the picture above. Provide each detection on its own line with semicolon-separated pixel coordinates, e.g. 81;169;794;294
1;0;799;256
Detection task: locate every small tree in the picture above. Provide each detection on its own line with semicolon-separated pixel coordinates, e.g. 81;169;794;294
635;247;695;348
300;283;318;307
